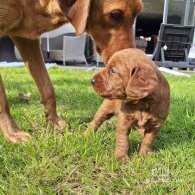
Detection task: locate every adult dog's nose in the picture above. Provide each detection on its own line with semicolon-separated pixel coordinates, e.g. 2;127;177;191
91;79;96;85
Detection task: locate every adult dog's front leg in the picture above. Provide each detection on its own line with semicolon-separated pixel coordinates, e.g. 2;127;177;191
0;75;30;143
11;36;66;129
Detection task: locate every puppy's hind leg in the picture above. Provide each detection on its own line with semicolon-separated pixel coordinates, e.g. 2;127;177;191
0;75;31;143
138;127;161;156
84;99;121;135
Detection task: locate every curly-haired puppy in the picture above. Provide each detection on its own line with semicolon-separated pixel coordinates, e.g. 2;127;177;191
86;49;170;160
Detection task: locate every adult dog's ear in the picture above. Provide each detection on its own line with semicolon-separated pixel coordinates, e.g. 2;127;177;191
133;0;143;18
58;0;91;35
126;65;158;101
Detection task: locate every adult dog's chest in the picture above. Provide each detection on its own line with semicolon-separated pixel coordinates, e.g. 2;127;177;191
23;13;67;39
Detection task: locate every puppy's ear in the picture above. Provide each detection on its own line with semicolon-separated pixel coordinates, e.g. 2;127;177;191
126;65;158;101
59;0;91;35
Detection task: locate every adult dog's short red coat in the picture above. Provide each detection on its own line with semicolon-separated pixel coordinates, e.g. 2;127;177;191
0;0;142;143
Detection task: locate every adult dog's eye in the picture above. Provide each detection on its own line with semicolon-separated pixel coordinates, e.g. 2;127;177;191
67;0;76;6
110;10;124;22
109;68;116;75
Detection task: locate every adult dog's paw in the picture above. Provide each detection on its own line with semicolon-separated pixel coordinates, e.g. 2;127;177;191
114;150;129;161
138;147;154;156
4;130;31;144
49;117;68;130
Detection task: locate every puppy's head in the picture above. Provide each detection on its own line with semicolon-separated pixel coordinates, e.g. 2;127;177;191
92;49;158;101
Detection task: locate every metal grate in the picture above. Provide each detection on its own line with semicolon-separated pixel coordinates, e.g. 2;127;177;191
163;32;189;61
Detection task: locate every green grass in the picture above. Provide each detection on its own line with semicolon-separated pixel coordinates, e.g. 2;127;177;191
0;67;195;194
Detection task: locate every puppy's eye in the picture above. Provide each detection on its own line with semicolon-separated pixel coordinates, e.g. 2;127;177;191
131;68;137;76
110;10;124;22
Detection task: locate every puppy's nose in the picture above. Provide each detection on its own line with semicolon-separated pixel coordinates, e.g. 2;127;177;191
91;79;96;85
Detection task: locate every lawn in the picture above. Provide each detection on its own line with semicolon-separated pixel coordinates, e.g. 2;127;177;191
0;67;195;194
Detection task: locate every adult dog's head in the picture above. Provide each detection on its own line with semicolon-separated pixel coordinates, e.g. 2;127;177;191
58;0;143;63
91;49;158;101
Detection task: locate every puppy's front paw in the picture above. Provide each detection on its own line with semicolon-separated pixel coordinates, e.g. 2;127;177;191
83;123;97;136
114;150;129;161
116;155;129;161
83;127;93;136
138;147;154;156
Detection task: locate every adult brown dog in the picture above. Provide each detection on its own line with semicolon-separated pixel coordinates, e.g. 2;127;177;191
0;0;142;143
86;49;170;160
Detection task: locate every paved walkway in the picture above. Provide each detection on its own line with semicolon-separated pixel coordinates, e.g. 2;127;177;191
56;64;105;71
